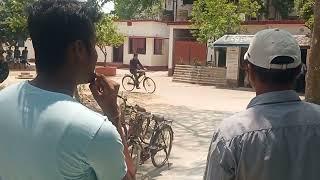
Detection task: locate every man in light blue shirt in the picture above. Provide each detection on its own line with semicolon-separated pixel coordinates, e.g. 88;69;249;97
0;0;132;179
204;29;320;180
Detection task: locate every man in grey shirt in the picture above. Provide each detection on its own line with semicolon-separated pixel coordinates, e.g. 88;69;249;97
204;29;320;180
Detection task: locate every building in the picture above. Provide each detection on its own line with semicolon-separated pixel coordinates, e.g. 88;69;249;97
211;34;310;87
99;20;170;70
98;0;206;74
24;0;311;80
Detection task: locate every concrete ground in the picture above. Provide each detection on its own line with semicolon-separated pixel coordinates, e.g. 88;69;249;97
112;70;256;180
1;69;256;180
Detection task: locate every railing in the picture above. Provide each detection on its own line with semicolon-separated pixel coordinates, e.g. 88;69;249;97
173;64;227;86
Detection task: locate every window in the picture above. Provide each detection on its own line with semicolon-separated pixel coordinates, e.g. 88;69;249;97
129;38;146;54
154;39;163;55
183;0;194;5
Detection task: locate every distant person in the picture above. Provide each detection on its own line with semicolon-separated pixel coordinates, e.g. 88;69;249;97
5;47;13;62
21;47;30;68
14;46;21;63
0;0;135;179
129;53;145;88
204;29;320;180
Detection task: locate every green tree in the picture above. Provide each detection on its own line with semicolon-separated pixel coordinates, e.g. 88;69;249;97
191;0;261;43
295;0;315;29
271;0;295;18
96;15;124;66
114;0;162;20
0;0;35;48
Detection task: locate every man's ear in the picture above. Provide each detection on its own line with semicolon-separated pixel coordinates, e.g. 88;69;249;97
247;63;256;87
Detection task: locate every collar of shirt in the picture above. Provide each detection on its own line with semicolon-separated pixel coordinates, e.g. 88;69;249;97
247;90;301;109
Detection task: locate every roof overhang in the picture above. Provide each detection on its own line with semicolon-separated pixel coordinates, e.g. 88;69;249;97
212;34;310;49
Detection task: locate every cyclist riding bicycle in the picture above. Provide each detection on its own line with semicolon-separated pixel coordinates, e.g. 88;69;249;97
129;53;145;89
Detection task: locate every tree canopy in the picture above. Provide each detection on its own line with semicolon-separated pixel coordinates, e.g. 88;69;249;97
0;0;35;47
113;0;163;20
295;0;315;30
96;14;124;65
191;0;261;43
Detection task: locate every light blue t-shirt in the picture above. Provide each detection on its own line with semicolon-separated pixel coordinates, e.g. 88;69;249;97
0;82;127;180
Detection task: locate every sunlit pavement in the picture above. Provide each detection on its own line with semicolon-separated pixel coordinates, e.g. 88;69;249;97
112;69;255;180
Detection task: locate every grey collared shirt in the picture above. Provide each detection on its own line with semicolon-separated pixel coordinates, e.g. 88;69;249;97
204;90;320;180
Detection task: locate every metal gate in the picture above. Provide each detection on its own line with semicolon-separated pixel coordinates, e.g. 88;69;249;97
174;40;207;67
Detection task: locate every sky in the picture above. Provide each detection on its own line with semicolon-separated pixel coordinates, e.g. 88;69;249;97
79;0;114;13
102;1;114;13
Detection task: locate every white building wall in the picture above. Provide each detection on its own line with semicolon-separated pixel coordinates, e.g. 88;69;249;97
122;37;152;66
26;38;113;64
25;39;35;60
226;47;240;82
150;39;169;66
116;21;170;67
116;21;169;38
96;46;113;63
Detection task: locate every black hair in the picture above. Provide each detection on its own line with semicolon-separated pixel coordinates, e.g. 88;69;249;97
247;56;301;85
134;53;138;57
27;0;100;74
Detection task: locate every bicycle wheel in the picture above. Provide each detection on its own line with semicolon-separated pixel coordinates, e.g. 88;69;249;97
128;142;141;172
122;75;135;92
150;124;173;168
143;77;156;94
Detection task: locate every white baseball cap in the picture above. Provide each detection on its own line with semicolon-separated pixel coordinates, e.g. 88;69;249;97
244;29;301;70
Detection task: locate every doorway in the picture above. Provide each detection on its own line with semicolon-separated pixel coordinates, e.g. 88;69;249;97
113;45;123;63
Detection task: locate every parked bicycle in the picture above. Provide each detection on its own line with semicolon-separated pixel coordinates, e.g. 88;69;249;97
118;95;173;169
122;70;156;94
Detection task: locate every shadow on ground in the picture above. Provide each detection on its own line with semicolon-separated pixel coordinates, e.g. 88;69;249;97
134;103;234;180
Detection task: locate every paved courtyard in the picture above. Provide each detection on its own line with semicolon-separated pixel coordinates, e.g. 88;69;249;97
1;69;256;180
111;70;256;179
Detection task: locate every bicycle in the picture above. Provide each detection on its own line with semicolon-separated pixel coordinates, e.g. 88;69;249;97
122;70;156;94
118;95;174;169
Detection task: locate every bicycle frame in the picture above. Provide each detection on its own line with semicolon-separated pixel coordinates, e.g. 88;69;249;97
118;95;172;166
135;73;146;87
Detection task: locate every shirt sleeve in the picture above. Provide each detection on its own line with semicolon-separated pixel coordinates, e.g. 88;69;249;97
86;120;127;180
204;130;236;180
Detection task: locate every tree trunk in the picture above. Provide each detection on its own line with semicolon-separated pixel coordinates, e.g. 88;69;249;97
305;0;320;104
97;45;108;67
103;46;107;67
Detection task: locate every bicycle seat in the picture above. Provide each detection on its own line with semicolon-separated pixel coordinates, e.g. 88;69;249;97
135;105;147;112
153;114;165;122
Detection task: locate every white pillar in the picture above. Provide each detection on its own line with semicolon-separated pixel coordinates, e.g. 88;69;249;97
168;27;174;75
146;38;154;66
226;47;240;87
215;50;219;67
